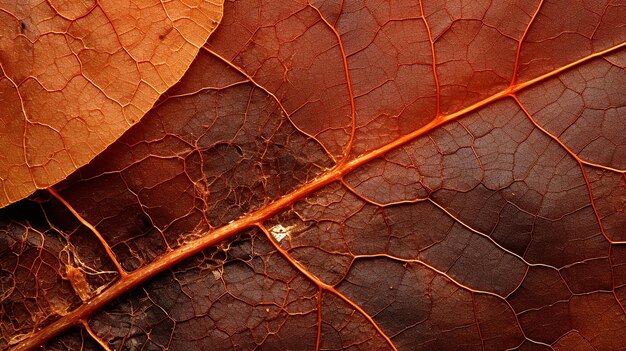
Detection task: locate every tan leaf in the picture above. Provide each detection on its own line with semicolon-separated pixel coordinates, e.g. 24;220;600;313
0;0;223;206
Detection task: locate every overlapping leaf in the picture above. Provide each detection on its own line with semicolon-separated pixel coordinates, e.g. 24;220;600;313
0;0;223;206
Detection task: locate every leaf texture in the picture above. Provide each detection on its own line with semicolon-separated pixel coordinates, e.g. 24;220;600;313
0;0;223;206
1;0;626;350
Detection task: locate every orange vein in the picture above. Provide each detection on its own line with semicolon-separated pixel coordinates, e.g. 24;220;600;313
511;0;544;85
514;96;626;244
47;188;127;277
80;320;112;351
201;46;337;163
418;0;441;116
259;224;399;351
309;4;358;162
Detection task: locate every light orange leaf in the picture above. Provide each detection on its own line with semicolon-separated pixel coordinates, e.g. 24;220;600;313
0;0;223;206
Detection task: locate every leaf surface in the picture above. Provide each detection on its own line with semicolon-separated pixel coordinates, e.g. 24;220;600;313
1;0;626;350
0;0;223;206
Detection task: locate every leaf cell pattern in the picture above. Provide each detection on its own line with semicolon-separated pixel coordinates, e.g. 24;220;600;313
1;0;626;350
0;0;223;206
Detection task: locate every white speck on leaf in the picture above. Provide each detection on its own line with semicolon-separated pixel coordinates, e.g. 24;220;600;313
212;270;222;281
269;224;290;242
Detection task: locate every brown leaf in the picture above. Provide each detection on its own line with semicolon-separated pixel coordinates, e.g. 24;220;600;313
1;0;626;350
